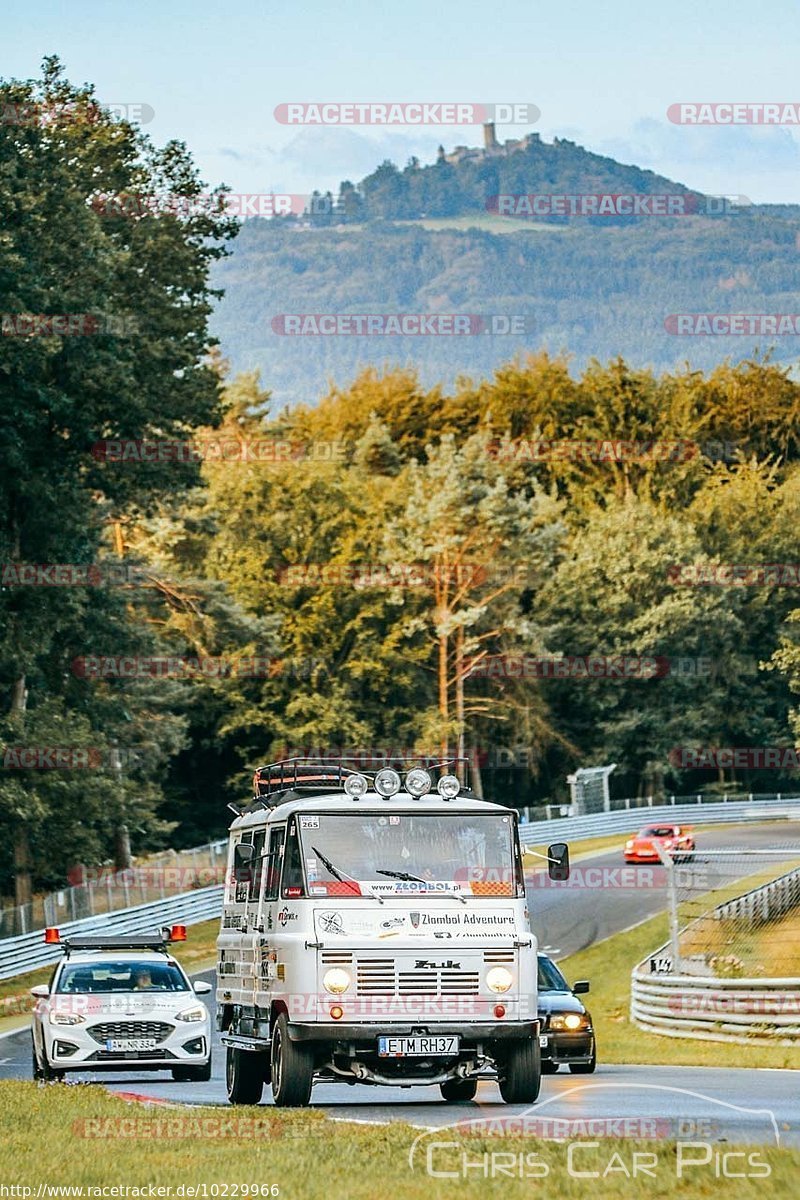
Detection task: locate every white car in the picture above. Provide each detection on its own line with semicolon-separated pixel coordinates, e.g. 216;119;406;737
31;927;212;1082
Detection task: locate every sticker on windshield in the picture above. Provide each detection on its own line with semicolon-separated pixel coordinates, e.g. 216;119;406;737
389;814;400;825
300;815;319;829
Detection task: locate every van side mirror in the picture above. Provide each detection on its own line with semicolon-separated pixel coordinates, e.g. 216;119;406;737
573;980;590;994
547;842;570;881
233;842;254;883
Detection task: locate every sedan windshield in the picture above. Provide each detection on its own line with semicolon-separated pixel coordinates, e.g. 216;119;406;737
538;957;570;991
299;812;521;897
643;827;676;838
55;961;190;993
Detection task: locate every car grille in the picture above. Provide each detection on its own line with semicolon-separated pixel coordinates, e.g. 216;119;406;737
88;1021;174;1044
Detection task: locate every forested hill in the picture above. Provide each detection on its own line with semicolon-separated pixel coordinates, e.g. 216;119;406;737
210;134;800;408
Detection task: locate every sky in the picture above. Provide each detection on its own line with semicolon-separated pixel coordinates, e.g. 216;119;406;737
5;0;800;203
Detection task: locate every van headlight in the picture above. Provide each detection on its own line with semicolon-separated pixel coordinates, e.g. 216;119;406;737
323;968;351;994
175;1004;207;1023
49;1010;85;1026
486;967;513;993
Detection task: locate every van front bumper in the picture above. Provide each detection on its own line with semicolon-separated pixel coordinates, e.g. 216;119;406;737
287;1020;539;1042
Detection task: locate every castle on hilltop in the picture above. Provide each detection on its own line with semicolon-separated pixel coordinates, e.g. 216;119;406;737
437;123;575;166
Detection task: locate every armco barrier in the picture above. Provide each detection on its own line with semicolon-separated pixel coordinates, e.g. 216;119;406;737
632;866;800;1044
631;964;800;1045
518;795;800;845
0;884;222;982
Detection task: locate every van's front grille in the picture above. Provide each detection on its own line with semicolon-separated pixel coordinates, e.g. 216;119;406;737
355;957;480;996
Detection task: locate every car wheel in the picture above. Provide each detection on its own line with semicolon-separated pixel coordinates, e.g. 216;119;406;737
440;1078;478;1102
497;1037;541;1104
569;1049;597;1075
32;1041;44;1081
172;1059;212;1083
270;1014;314;1107
541;1060;559;1074
225;1045;265;1104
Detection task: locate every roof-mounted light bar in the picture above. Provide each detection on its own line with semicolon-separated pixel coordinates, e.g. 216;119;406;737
374;768;401;798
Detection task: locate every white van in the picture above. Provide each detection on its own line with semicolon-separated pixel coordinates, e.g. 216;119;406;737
216;759;569;1107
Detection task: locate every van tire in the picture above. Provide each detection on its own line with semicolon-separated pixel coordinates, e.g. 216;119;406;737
270;1014;314;1107
497;1037;541;1104
225;1045;264;1104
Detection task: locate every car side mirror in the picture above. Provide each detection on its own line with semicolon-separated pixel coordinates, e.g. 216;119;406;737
233;842;254;883
193;980;212;994
30;984;50;998
547;842;570;881
572;980;590;994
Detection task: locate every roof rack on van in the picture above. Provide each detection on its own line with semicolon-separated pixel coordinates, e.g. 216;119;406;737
246;756;471;808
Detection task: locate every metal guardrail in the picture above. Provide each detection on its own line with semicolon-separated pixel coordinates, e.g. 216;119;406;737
518;795;800;845
632;865;800;1044
0;839;228;939
631;965;800;1044
0;885;223;982
714;865;800;924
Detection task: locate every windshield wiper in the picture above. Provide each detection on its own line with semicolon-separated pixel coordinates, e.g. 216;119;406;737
311;846;383;904
376;869;467;903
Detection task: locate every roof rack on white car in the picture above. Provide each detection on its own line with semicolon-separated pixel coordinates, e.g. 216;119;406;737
231;755;473;813
43;924;187;954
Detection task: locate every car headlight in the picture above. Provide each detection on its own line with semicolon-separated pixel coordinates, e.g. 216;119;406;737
175;1004;207;1023
625;840;634;850
486;966;513;993
323;967;351;994
49;1010;85;1026
550;1013;589;1031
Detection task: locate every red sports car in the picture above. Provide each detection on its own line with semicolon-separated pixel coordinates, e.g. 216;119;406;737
624;823;695;863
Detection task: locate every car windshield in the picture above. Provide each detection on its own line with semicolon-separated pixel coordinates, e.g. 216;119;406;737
298;812;521;897
643;827;675;838
538;957;570;991
54;961;190;993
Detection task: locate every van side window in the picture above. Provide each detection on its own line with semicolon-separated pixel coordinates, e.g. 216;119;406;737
249;830;266;902
263;827;285;902
234;832;253;904
281;823;305;897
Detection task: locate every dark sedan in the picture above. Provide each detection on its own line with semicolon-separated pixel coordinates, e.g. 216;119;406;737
537;953;596;1074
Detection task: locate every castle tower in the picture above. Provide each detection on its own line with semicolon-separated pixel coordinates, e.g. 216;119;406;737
483;122;499;150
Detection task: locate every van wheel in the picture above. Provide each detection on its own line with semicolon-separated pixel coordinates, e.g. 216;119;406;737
440;1078;477;1102
225;1046;264;1104
497;1038;541;1104
270;1014;314;1107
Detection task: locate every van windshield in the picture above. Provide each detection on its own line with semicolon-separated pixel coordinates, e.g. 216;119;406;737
297;812;521;898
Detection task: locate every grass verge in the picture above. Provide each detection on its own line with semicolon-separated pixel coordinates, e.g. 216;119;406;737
0;1081;796;1198
558;910;800;1070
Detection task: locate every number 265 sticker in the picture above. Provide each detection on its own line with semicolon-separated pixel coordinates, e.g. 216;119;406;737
300;815;320;829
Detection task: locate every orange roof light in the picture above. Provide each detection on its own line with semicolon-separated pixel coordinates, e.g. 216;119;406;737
170;924;187;942
44;927;60;944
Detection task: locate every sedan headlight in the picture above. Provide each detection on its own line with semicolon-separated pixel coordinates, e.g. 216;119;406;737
550;1012;589;1031
49;1010;85;1026
486;966;513;993
323;967;351;994
175;1004;207;1023
625;840;634;850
